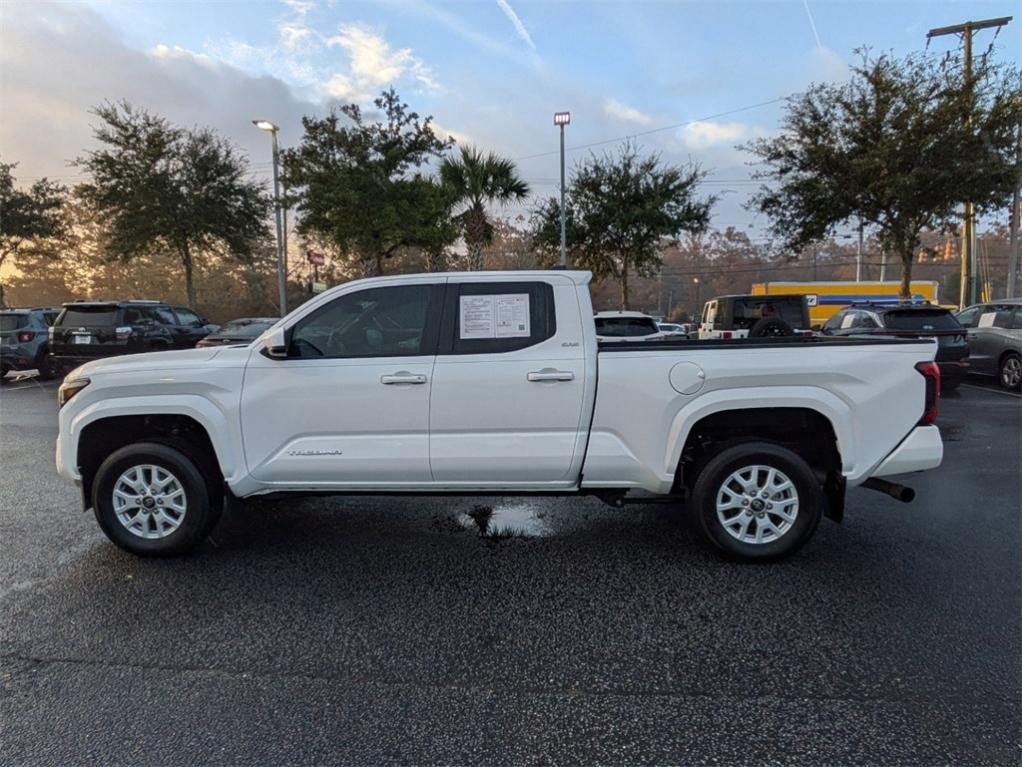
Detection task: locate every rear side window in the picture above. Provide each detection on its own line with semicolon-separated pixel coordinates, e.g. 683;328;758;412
731;298;806;329
884;310;960;331
595;317;659;336
979;305;1016;329
0;314;27;331
59;307;119;327
174;307;202;325
441;281;555;354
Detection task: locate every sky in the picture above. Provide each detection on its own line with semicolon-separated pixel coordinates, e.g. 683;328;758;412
1;0;1019;238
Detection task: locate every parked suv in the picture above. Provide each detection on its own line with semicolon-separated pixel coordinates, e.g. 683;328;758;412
50;300;215;372
955;299;1021;391
822;302;969;390
0;307;60;381
699;295;809;339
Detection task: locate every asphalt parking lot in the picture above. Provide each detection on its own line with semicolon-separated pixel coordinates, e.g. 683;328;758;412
1;377;1019;766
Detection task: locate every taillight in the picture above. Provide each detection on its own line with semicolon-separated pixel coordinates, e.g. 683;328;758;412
721;331;733;339
915;361;940;425
16;331;35;343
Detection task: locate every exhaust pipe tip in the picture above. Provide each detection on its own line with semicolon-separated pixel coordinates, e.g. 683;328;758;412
862;477;915;503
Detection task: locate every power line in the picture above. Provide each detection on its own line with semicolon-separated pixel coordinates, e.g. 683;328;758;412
513;97;788;162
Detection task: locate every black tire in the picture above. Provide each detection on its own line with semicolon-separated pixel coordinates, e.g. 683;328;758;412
748;317;794;338
690;441;823;562
34;346;56;380
999;352;1021;391
0;364;10;383
92;442;220;556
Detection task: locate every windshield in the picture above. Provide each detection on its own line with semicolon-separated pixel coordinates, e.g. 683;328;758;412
0;314;27;332
595;317;659;336
884;309;960;331
220;319;275;337
58;306;119;327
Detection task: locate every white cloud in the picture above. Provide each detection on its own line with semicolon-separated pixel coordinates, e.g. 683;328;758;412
282;0;315;17
495;0;536;51
810;45;847;81
150;44;214;67
324;23;439;102
279;22;311;51
603;98;654;126
680;120;756;149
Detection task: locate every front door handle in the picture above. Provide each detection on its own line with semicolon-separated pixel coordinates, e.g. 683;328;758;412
527;370;575;382
381;373;427;385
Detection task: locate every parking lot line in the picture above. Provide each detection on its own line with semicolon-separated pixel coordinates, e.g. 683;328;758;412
961;383;1022;399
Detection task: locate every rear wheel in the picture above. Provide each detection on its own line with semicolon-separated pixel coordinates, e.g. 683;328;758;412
92;442;220;556
999;352;1021;391
690;441;823;561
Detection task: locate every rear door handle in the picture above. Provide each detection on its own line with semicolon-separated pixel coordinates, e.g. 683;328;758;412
527;370;575;382
381;373;427;385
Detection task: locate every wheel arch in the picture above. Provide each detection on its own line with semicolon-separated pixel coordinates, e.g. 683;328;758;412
70;397;238;508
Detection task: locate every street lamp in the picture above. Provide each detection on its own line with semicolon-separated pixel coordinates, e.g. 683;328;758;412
692;277;701;314
554;111;571;268
253;119;288;316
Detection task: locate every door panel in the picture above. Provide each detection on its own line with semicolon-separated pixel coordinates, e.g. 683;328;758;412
241;355;434;484
429;280;587;484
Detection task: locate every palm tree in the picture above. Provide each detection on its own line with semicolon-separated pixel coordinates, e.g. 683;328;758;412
440;146;529;271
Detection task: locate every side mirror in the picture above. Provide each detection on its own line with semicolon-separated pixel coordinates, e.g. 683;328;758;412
259;326;288;359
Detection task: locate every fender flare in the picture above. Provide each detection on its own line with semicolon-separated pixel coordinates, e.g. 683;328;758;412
663;386;855;478
67;395;240;482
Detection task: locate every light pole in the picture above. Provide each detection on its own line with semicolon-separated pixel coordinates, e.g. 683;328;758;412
253;119;288;316
693;277;701;315
554;111;571;267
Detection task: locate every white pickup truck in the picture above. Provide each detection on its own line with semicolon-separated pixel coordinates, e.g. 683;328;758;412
56;271;944;561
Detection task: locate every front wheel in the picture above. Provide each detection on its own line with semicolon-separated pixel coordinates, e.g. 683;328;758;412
92;442;220;556
689;441;823;561
999;352;1021;391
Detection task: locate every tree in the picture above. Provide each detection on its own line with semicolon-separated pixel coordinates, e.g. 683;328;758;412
284;89;456;276
75;102;269;308
533;145;714;308
0;161;66;307
747;50;1022;298
440;146;529;270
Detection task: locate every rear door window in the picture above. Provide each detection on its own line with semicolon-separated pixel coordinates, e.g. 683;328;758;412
0;314;27;331
440;281;555;354
59;307;119;327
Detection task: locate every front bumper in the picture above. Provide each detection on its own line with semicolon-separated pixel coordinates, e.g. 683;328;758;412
869;425;943;478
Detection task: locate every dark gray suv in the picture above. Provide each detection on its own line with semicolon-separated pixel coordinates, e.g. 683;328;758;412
0;307;60;381
956;299;1022;391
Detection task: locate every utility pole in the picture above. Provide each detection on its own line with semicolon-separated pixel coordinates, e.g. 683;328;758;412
1009;121;1021;298
554;112;571;267
927;15;1012;307
856;221;864;282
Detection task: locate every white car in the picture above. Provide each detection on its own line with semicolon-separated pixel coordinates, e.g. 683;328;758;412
594;310;664;342
56;270;943;561
658;322;694;338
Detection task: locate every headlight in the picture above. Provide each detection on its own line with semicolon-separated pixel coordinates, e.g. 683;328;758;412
58;378;90;408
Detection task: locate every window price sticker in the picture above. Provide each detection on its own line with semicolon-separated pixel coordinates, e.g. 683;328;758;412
459;294;531;339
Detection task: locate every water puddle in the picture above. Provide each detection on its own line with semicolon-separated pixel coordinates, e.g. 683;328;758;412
457;503;552;540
